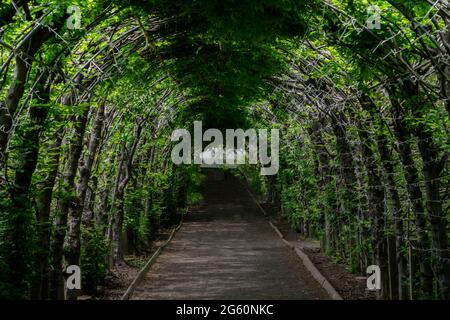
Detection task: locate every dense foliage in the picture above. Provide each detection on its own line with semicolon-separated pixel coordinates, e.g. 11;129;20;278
0;0;448;300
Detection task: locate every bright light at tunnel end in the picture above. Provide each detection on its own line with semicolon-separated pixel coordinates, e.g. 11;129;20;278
170;121;279;175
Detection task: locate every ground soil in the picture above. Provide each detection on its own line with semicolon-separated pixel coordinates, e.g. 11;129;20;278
98;228;174;300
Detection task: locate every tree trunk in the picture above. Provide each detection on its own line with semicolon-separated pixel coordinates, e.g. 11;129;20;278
49;95;89;300
32;126;64;299
7;67;52;298
107;122;143;266
107;142;128;267
308;117;333;253
360;94;406;299
355;109;388;299
415;128;449;298
330;112;359;268
63;103;105;300
387;88;434;298
0;27;53;161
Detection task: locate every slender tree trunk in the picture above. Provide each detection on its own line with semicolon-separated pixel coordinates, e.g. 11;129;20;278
387;88;434;298
395;80;449;298
7;67;52;298
360;94;406;299
308;117;333;253
50;95;89;300
108;142;127;267
32;126;64;299
415;128;449;298
330;112;359;267
82;175;98;226
108;122;143;266
377;135;406;299
355;110;388;299
0;27;53;161
63;103;105;300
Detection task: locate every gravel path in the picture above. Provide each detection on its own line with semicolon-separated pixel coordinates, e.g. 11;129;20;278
132;170;329;300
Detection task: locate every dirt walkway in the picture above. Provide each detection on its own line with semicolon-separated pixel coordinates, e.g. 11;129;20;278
132;170;329;300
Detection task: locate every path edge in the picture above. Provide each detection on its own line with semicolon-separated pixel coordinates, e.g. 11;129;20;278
240;177;343;301
268;221;343;300
121;209;186;300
